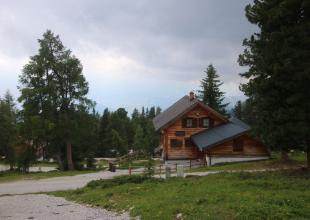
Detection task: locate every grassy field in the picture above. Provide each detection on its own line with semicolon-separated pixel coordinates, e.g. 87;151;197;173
0;170;98;183
187;151;306;173
51;170;310;220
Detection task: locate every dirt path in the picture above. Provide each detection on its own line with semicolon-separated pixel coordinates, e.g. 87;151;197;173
0;194;131;220
0;169;129;195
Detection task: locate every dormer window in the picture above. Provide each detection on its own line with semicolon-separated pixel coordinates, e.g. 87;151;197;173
198;117;213;128
182;117;197;128
201;117;210;128
186;118;193;127
203;118;209;127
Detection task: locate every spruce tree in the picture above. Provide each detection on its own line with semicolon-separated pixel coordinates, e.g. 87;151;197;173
233;101;243;120
0;91;17;170
239;0;310;166
133;125;145;151
198;64;229;116
19;30;91;170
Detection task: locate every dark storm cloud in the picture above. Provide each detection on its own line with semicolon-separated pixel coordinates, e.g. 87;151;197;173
0;0;255;111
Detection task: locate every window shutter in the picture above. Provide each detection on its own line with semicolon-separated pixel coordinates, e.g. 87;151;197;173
210;118;214;128
192;118;197;128
182;118;187;128
198;118;203;128
185;138;192;147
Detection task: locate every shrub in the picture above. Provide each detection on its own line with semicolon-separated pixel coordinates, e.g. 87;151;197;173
143;158;155;177
87;175;155;189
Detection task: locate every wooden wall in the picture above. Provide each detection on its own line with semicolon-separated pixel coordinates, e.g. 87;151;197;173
207;135;269;156
162;105;225;159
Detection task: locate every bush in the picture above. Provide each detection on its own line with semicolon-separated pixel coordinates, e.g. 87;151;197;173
16;145;36;172
143;158;155;177
86;154;96;169
86;175;155;189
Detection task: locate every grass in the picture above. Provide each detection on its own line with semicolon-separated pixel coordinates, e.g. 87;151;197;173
187;150;306;173
0;170;98;183
51;170;310;219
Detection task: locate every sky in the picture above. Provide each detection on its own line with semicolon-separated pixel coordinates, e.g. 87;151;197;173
0;0;256;113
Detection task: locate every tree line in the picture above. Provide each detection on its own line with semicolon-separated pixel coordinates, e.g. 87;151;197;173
0;31;161;171
0;89;161;171
1;0;309;171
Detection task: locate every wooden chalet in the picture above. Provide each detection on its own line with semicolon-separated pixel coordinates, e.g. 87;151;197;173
153;92;270;165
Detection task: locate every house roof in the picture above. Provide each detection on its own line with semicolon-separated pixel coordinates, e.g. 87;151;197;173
153;95;198;131
191;117;251;151
152;95;227;131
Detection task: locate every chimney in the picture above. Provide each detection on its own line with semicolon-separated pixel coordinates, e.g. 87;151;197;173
189;91;195;101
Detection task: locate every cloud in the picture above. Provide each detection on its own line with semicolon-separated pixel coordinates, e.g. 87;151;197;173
0;0;255;111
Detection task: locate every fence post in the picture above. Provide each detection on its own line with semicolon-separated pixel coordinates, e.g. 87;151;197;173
129;165;132;176
190;160;192;170
175;163;177;173
159;165;162;178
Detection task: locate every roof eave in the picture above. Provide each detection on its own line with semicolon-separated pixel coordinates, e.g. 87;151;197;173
154;100;228;131
192;130;249;151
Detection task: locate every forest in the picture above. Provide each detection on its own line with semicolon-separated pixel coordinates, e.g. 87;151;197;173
0;0;309;171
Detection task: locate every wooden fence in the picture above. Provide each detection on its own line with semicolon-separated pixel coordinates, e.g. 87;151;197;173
129;159;206;175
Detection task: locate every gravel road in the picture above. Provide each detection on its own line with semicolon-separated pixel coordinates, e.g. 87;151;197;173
0;169;129;195
0;170;136;220
0;194;131;220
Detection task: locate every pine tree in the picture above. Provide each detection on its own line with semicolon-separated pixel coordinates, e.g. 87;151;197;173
131;108;140;120
133;125;145;151
238;0;310;166
198;64;229;116
110;129;126;156
19;30;91;170
233;101;243;120
155;107;162;116
97;108;110;156
0;91;17;170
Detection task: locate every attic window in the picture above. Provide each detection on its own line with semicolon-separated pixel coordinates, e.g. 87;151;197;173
200;117;210;128
182;118;197;128
186;119;193;127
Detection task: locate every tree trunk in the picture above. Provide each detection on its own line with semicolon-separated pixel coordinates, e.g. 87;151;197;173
307;143;310;171
9;163;14;171
281;149;289;161
66;141;74;170
55;154;64;171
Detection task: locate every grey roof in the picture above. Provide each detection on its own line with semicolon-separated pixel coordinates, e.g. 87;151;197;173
153;95;199;130
191;117;251;150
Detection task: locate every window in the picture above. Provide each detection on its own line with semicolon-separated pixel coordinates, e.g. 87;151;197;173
175;131;185;136
170;139;183;148
233;139;244;152
182;117;197;128
202;118;209;128
199;117;210;128
185;138;193;147
186;118;193;127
